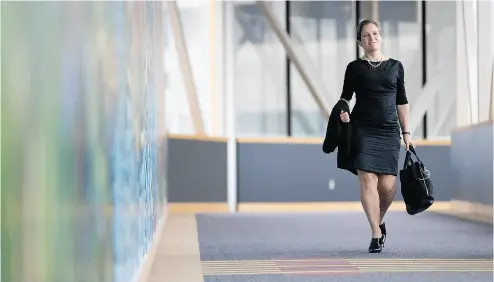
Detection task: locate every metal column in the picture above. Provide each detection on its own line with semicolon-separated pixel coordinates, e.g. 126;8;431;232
166;1;206;134
224;1;237;213
359;0;379;21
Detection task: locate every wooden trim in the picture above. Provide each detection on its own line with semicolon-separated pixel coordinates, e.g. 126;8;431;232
167;135;450;146
168;202;229;213
237;201;452;213
137;205;168;282
165;201;492;226
237;137;323;144
236;137;451;146
168;134;227;142
452;120;494;132
402;139;451;146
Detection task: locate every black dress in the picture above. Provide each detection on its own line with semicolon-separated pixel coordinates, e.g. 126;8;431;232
340;58;409;176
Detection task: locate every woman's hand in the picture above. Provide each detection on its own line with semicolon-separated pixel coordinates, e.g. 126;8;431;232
402;133;414;151
340;111;350;123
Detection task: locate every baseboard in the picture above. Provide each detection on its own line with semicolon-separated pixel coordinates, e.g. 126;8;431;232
447;200;493;225
135;206;168;282
167;201;452;213
166;200;492;225
237;201;452;213
168;202;229;213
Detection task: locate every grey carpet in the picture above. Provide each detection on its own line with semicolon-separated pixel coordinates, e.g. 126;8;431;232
196;211;493;281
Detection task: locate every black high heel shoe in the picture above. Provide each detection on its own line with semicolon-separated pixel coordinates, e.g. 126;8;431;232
379;223;387;246
368;238;382;253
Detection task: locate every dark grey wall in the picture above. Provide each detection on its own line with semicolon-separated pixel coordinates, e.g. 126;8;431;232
167;138;227;202
166;137;455;204
451;122;493;205
237;143;452;202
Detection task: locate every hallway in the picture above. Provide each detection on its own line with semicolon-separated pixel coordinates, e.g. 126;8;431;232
3;1;493;281
149;211;493;282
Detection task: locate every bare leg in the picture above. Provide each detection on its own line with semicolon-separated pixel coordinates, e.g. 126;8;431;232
377;174;397;224
358;170;382;239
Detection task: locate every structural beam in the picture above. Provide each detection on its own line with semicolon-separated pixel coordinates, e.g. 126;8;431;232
256;1;331;120
165;1;206;134
409;61;454;135
431;93;455;137
288;22;341;108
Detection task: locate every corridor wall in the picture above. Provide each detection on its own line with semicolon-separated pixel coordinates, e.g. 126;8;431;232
450;122;493;219
167;136;452;212
2;2;167;282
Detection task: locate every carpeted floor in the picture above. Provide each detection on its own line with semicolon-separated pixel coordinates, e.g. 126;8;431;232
196;211;493;282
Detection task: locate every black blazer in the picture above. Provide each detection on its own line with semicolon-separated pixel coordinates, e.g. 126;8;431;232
322;100;357;175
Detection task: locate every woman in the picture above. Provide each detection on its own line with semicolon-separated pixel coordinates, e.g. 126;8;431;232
339;19;414;253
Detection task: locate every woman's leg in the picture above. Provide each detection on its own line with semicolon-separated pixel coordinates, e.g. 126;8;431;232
377;174;397;224
357;170;382;239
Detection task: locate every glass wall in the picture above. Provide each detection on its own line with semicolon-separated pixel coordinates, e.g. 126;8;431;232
289;1;356;137
163;7;192;135
359;1;424;136
227;1;433;138
164;2;217;135
425;1;456;137
232;1;288;136
2;2;167;282
476;0;493;122
179;0;455;139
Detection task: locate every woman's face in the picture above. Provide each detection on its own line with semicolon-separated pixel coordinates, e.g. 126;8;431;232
359;23;381;53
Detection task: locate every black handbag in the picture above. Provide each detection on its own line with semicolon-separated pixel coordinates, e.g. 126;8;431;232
399;147;435;215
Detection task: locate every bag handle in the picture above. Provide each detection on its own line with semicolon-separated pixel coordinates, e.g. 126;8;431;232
403;146;421;168
409;146;421;161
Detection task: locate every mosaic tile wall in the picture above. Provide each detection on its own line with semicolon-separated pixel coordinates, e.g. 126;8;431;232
2;2;167;282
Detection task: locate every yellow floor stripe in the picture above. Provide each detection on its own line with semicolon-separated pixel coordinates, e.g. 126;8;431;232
202;269;494;276
202;266;274;270
201;259;494;276
202;262;278;264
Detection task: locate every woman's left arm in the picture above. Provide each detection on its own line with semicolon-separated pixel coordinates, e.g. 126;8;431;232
396;62;413;150
397;104;409;133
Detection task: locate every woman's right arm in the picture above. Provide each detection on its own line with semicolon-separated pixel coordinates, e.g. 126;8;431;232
340;63;354;104
339;63;354;122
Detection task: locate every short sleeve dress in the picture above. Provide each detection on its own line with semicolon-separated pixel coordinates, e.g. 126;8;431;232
340;58;409;176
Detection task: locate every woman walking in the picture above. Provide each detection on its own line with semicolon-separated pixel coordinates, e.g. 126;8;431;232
339;20;414;253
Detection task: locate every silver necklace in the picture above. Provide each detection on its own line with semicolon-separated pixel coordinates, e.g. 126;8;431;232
364;53;384;69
